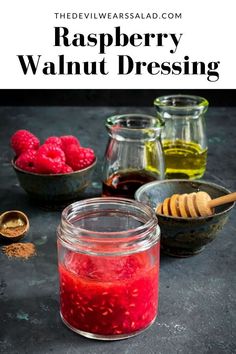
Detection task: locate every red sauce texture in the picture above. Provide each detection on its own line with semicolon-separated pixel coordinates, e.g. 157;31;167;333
59;245;159;336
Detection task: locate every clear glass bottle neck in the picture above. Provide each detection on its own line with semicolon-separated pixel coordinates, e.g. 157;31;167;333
154;95;209;120
58;198;160;256
106;114;163;141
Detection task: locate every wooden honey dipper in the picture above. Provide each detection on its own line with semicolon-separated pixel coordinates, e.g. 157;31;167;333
156;191;236;218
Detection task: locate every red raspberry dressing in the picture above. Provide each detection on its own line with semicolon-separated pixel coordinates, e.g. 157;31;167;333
59;245;159;336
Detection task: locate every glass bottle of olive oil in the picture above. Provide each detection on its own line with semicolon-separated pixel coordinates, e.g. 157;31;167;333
154;95;209;180
162;139;208;179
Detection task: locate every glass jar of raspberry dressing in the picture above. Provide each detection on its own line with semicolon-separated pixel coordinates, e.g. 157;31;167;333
57;197;160;340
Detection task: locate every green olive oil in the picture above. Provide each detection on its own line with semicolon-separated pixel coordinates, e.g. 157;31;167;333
162;139;207;179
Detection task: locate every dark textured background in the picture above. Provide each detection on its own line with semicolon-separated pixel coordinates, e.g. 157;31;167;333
0;106;236;354
0;90;235;106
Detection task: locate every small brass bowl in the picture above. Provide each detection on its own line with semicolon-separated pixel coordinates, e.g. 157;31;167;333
0;210;29;242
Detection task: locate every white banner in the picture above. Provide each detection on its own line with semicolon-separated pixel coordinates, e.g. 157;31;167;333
0;0;235;89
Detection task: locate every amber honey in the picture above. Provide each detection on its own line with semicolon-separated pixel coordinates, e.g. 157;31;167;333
102;170;157;199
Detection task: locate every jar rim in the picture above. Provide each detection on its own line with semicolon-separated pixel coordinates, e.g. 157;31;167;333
106;114;164;130
58;198;160;255
60;197;159;239
153;94;209;110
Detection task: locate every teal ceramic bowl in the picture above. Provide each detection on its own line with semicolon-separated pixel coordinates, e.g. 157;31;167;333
135;180;234;257
12;159;97;209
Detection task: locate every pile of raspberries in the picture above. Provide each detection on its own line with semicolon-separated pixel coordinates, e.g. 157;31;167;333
11;130;95;174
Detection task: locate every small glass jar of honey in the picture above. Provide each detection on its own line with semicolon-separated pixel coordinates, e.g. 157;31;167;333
102;114;165;199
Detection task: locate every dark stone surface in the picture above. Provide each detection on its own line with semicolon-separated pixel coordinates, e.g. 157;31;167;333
0;106;236;354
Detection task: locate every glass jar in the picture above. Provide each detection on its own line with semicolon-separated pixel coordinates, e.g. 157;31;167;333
57;197;160;340
102;114;165;198
154;95;209;179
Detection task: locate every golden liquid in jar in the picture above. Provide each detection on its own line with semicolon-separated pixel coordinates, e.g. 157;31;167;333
162;139;207;179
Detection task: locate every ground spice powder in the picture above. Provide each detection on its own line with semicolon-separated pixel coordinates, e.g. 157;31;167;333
2;242;36;259
0;225;26;237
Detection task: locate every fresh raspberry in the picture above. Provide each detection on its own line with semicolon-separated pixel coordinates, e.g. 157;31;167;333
35;143;66;174
65;144;95;171
15;150;37;173
60;135;80;152
60;164;73;174
11;130;40;156
45;136;63;149
64;144;78;162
